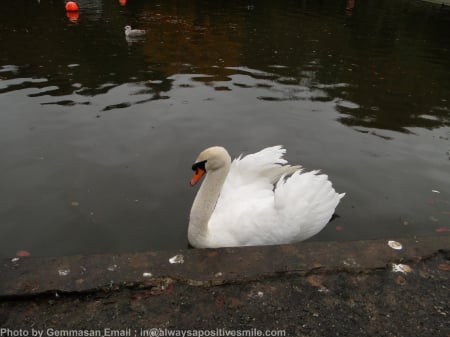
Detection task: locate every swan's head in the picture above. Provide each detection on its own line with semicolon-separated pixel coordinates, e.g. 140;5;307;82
190;146;231;186
124;25;131;31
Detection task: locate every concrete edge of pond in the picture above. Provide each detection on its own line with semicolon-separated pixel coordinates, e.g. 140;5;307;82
0;235;449;298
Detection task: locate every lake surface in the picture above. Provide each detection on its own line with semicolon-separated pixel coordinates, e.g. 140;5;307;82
0;0;449;258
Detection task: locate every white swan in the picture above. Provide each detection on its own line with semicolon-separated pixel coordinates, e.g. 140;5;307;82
188;146;345;248
124;25;146;37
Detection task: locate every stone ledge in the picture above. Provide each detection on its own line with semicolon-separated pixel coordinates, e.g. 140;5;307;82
1;235;448;297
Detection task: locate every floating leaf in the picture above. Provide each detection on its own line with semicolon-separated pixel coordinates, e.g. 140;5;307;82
16;250;30;257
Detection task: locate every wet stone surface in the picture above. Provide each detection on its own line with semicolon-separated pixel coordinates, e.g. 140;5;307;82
0;237;449;336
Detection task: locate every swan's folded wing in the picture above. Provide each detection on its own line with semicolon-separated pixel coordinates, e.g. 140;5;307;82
215;146;289;209
226;145;299;187
207;146;301;245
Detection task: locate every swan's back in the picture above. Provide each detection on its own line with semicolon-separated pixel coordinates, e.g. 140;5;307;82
206;146;344;247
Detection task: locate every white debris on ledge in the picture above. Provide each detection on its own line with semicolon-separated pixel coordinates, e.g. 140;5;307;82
142;272;153;278
107;264;118;272
342;257;360;267
388;240;403;250
58;268;70;276
169;254;184;264
391;263;412;274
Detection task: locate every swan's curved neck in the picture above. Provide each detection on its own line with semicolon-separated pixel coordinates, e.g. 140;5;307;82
188;163;230;248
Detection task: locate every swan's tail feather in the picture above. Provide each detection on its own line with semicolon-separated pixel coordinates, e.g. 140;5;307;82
274;169;344;242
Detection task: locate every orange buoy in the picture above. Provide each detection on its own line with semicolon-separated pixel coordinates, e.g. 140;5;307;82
119;0;127;6
65;1;79;12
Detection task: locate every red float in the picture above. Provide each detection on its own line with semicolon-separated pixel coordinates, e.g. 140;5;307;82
65;1;79;12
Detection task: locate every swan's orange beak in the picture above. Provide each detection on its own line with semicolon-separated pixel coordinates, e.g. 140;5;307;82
190;168;205;186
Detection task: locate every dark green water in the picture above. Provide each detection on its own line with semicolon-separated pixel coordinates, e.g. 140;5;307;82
0;0;449;257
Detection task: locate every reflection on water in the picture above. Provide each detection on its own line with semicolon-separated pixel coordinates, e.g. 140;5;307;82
0;0;449;257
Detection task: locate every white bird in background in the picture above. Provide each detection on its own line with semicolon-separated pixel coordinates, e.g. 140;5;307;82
188;146;345;248
124;25;146;37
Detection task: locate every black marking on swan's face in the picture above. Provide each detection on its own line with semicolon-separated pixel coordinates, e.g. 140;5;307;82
192;160;207;172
